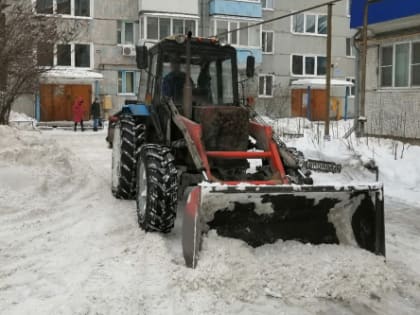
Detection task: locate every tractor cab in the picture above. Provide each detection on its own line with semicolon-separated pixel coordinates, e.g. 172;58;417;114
137;36;244;111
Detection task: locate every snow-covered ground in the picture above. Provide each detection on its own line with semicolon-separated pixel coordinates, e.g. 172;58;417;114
1;118;420;314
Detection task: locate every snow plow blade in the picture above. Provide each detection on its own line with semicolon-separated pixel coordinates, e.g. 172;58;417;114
182;183;385;268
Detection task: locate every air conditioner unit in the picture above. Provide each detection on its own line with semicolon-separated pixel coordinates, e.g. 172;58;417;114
122;45;135;57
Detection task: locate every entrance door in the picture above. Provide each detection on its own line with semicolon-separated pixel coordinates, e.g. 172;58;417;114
40;84;92;121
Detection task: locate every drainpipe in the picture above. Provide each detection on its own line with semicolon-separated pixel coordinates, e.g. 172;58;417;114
344;86;349;121
35;92;41;122
306;85;311;120
353;29;361;135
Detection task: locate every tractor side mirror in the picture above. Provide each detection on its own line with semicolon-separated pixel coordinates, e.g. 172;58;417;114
136;45;148;69
246;56;255;78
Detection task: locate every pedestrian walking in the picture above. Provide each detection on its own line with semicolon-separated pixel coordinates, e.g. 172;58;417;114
90;97;101;131
72;97;85;131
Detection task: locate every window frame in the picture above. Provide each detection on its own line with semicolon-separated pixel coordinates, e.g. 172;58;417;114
291;12;328;36
117;21;136;45
291;54;327;77
34;0;92;18
140;15;198;41
37;42;93;69
261;0;274;11
346;77;356;97
262;30;274;54
346;37;355;58
258;74;274;98
118;70;139;95
379;40;420;89
213;19;262;49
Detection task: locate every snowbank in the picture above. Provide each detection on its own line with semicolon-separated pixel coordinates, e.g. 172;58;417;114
267;118;420;206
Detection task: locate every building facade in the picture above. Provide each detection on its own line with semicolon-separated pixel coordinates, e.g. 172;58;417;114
257;0;356;119
27;0;141;121
16;0;357;122
351;0;420;140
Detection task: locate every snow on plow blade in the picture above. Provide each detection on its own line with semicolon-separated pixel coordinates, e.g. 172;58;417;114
182;183;385;268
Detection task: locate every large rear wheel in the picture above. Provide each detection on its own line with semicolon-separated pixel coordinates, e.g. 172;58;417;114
136;144;178;233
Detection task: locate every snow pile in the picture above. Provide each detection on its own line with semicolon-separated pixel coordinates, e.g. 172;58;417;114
9;111;36;122
267;118;420;205
176;231;396;303
8;111;37;130
0;126;89;203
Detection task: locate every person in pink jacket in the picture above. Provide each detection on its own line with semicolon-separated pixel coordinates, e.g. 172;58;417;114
72;97;85;131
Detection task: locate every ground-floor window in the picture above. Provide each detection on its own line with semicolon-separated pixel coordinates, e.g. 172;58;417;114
380;41;420;88
118;70;139;94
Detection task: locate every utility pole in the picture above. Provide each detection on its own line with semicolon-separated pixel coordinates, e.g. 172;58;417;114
359;0;382;137
325;3;333;139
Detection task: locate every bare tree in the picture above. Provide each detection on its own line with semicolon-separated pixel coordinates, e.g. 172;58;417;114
0;0;82;124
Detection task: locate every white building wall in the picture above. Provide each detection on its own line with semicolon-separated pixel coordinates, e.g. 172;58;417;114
365;35;420;139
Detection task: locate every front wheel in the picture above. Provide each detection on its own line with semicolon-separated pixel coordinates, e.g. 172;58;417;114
111;115;145;199
136;144;178;233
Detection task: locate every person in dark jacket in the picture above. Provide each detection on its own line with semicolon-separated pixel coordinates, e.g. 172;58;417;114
72;97;85;131
90;97;101;131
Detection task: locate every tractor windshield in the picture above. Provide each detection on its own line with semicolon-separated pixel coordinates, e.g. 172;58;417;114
161;53;235;106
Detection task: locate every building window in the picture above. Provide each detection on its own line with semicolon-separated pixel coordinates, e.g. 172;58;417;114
292;13;327;36
75;44;90;68
74;0;89;17
259;75;274;97
57;0;71;15
262;0;274;10
57;44;71;66
346;77;355;96
214;20;261;48
292;54;326;76
141;16;197;40
412;42;420;86
380;46;393;87
118;71;138;94
262;31;274;54
380;41;420;88
346;38;355;57
35;0;91;17
37;42;54;66
36;0;53;14
37;43;92;68
117;21;135;45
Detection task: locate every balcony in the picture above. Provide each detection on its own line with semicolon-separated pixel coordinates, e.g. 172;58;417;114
209;0;262;18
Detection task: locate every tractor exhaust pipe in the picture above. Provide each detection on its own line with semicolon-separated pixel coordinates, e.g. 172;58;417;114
183;31;193;119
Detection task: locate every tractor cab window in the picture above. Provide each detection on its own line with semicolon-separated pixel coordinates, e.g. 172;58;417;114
160;53;235;106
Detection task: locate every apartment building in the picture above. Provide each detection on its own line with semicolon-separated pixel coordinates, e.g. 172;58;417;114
28;0;140;121
257;0;356;119
26;0;202;121
351;0;420;140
